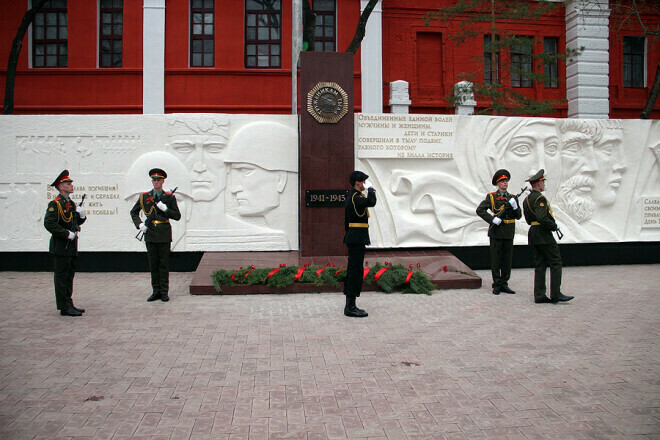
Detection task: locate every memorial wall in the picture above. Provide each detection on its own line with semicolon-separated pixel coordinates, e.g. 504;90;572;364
0;114;299;252
1;113;658;255
356;114;660;247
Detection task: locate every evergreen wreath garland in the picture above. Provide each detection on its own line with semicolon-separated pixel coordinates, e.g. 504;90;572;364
210;262;435;294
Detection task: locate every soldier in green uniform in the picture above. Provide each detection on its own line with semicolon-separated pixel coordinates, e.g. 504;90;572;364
130;168;181;302
522;169;574;304
44;170;87;317
476;169;522;295
343;170;377;318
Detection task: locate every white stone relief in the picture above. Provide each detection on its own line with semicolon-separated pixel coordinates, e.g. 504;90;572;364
0;182;42;240
0;114;299;252
357;115;660;247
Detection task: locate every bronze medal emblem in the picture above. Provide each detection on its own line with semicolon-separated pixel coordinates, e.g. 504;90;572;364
307;82;349;124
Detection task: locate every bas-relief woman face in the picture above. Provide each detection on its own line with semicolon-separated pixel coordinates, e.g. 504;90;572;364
502;120;560;198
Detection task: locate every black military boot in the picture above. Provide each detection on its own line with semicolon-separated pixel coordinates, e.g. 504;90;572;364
147;292;161;302
161;292;169;302
344;295;367;318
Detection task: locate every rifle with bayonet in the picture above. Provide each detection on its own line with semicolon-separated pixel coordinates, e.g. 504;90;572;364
136;187;178;241
66;193;86;250
488;186;528;235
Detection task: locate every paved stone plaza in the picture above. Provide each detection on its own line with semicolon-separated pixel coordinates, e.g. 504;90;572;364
0;265;658;440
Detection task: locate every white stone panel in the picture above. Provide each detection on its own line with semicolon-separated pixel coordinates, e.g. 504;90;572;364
0;114;299;252
356;115;660;247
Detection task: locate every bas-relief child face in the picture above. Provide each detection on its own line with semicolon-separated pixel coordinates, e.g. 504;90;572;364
229;163;285;217
170;134;228;202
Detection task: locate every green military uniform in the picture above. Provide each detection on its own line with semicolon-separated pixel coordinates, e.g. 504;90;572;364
44;170;87;316
522;171;563;302
476;169;522;294
130;169;181;301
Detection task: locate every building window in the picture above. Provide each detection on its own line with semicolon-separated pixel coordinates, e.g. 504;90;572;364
191;0;214;67
245;0;281;68
484;35;499;84
313;0;335;52
99;0;122;68
544;37;559;88
33;0;68;67
510;36;533;88
623;36;645;88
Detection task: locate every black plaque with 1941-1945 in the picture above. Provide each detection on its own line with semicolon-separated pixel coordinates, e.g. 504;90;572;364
305;189;349;207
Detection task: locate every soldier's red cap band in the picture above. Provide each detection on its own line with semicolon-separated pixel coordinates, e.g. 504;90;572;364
55;176;72;186
150;173;165;178
530;175;546;183
496;175;509;182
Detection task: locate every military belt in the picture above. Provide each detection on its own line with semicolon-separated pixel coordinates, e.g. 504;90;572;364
349;222;369;228
153;220;169;224
502;219;515;224
530;221;540;226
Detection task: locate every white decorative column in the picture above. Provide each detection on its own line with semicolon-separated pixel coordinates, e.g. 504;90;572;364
292;0;302;114
143;0;165;114
360;0;383;113
389;80;411;114
453;81;476;115
565;0;610;119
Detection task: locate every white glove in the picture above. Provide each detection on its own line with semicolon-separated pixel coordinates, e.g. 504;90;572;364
76;205;86;218
364;180;373;190
156;201;168;212
67;231;76;240
508;198;518;210
492;217;502;226
139;222;148;233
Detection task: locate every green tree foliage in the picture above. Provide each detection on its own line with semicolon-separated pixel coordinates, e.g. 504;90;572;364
425;0;583;115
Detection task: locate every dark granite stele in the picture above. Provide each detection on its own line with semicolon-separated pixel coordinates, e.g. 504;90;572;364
190;250;482;295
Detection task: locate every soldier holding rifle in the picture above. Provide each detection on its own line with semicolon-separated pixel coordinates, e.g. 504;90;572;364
523;169;573;304
130;168;181;302
476;169;523;295
44;170;87;317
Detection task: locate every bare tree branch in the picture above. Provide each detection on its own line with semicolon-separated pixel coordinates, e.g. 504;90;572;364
641;61;660;119
3;0;49;114
346;0;379;54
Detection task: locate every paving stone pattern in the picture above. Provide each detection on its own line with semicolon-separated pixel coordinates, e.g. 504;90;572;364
0;265;658;439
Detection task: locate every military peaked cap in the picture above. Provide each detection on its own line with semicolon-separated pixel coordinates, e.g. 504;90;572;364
492;169;511;186
349;170;369;186
51;170;72;187
526;169;546;183
149;168;167;179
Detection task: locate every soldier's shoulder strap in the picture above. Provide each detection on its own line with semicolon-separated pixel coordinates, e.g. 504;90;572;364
352;191;367;217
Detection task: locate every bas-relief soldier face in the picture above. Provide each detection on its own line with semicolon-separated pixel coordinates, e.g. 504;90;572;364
170;134;228;202
503;120;560;198
229;163;285;217
592;129;626;205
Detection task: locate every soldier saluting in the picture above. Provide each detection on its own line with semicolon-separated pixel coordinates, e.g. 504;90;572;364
44;170;87;317
476;169;522;295
343;170;377;317
523;169;573;304
130;168;181;302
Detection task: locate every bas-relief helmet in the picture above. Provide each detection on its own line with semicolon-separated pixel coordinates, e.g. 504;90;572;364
123;151;191;199
224;121;297;172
